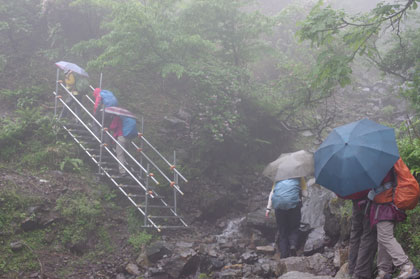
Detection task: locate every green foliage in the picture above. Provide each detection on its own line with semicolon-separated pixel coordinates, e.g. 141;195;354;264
128;231;153;252
395;205;420;267
60;157;84;172
398;137;420;174
0;188;43;275
55;193;102;246
0;187;36;233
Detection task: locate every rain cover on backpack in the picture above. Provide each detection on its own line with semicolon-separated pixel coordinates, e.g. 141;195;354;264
100;90;118;107
374;158;420;210
271;178;301;210
121;116;138;139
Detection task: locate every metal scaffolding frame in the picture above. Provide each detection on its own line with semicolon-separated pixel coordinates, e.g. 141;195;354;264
53;71;188;231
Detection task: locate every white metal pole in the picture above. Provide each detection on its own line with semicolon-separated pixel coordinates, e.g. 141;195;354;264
55;68;59;117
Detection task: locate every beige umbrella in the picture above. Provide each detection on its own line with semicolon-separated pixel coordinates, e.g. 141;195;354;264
263;150;314;182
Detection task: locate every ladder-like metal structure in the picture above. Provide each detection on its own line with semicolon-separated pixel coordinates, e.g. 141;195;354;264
53;72;188;232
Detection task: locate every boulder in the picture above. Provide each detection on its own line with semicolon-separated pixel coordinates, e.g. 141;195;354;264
246;209;277;241
240;250;258;264
333;248;349;269
125;263;140;276
323;198;352;244
334;262;351;279
301;183;335;229
278;271;334;279
277;253;334;276
304;227;326;256
145;241;172;262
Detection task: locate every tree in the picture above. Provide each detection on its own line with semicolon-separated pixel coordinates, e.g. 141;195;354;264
298;0;420;113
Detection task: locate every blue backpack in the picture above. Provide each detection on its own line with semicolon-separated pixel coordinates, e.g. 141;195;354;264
121;116;138;139
100;90;118;107
271;178;301;210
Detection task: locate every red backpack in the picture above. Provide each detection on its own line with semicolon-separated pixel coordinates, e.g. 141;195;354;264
374;158;420;210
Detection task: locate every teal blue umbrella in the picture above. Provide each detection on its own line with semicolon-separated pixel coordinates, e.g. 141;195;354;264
315;119;399;196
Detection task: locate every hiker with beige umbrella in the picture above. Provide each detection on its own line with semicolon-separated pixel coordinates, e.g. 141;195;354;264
263;150;314;258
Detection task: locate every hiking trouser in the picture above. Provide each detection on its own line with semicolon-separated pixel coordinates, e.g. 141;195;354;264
377;221;408;273
348;200;377;278
116;136;127;174
60;94;81;119
275;203;301;258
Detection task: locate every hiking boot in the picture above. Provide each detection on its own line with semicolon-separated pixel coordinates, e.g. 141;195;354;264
398;262;420;279
376;270;392;279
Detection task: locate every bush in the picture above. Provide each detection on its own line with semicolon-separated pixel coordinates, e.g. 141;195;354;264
55;193;102;246
395;206;420;267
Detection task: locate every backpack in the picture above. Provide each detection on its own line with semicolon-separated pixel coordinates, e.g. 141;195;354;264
75;77;90;95
374;158;420;210
121;116;138;139
271;178;301;210
100;90;118;107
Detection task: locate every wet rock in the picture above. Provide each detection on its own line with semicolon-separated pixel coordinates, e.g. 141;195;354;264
10;241;24;252
324;198;352;244
146;241;172;262
278;271;333;279
304;227;326;256
301;183;335;229
200;255;224;273
246;209;277;239
218;268;243;278
240;250;258;264
125;263;140;276
136;245;150;268
278;253;333;276
255;245;275;254
161;254;200;278
333;248;349;269
249;229;269;248
334;262;350;279
163;116;187;129
21;217;41;231
176;241;193;248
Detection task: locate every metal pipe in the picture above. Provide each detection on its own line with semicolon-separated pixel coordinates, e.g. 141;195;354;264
173;151;177;214
55;68;59;117
98;104;105;174
99;72;103;88
145;164;150;226
140;136;188;182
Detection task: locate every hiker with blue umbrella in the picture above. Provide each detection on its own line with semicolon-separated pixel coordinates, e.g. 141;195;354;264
315;119;419;279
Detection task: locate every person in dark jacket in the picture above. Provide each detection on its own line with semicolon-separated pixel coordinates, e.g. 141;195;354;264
340;190;377;279
265;178;305;258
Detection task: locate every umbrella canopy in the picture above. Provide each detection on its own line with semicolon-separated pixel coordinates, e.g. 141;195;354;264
315;118;399;196
104;107;137;119
55;61;89;77
263;150;314;182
